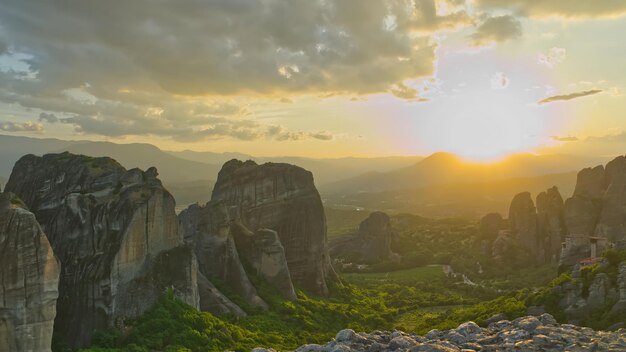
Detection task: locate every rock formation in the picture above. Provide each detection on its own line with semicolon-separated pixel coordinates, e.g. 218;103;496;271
329;211;399;263
610;263;626;314
509;192;541;259
231;216;297;301
596;156;626;242
178;202;269;311
211;159;334;296
256;314;626;352
479;213;504;241
0;192;60;352
536;186;566;263
552;260;624;325
5;153;199;348
563;165;605;236
491;230;515;263
495;187;567;264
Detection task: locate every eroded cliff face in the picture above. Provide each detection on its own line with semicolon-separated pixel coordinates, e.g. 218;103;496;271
536;187;567;263
596;156;626;242
178;202;268;311
564;165;605;236
488;187;566;264
0;192;60;352
231;219;297;301
211;159;334;296
5;153;198;348
552;261;625;325
509;192;541;260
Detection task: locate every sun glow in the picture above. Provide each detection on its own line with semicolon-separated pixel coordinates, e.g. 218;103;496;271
425;92;546;161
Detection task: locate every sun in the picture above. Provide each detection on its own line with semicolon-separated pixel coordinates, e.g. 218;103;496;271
407;86;567;162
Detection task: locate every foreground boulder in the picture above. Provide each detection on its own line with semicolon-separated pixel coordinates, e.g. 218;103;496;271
211;159;335;296
276;314;626;352
0;192;60;352
5;153;199;348
329;211;399;263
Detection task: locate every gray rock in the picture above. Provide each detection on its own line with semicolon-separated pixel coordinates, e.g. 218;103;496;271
335;329;357;343
5;153;199;348
479;213;504;241
179;202;267;310
231;219;297;301
0;192;60;352
509;192;541;260
197;271;246;317
484;313;507;326
389;335;417;349
211;159;335;296
515;316;541;332
595;156;626;242
525;306;546;316
536;186;566;262
538;313;557;326
455;322;481;337
282;317;626;352
330;211;400;264
491;231;515;263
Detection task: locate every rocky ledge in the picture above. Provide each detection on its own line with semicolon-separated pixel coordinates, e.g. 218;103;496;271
254;314;626;352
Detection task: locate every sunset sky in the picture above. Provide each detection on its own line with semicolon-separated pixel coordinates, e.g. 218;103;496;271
0;1;625;160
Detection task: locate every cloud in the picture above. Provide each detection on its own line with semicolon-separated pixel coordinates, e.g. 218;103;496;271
0;0;468;97
539;89;602;104
389;82;426;101
0;120;43;132
551;135;579;142
309;131;334;141
266;125;334;141
0;40;7;55
38;112;59;123
0;0;477;142
470;15;522;46
538;47;567;68
403;0;472;31
490;72;510;89
476;0;626;19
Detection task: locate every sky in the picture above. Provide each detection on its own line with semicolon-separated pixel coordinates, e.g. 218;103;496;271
0;0;625;160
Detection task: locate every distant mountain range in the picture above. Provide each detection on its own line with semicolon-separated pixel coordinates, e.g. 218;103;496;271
0;134;614;214
168;150;425;185
321;152;612;195
0;134;422;206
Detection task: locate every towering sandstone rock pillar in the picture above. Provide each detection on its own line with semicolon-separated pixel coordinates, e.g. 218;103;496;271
211;160;335;296
5;153;199;348
536;186;566;262
509;192;541;260
0;192;60;352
